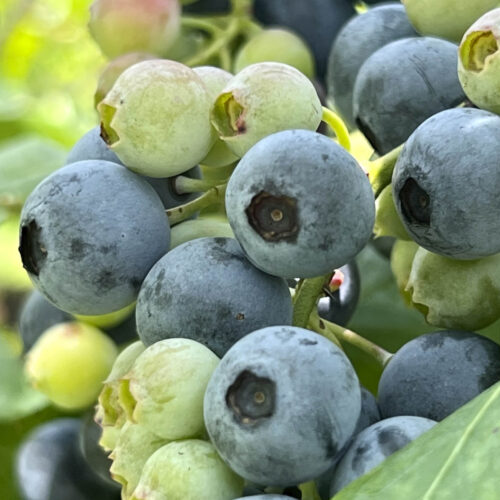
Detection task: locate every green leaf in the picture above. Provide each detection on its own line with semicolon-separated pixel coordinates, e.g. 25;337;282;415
0;216;32;291
0;134;66;208
0;333;49;422
333;381;500;499
346;245;430;392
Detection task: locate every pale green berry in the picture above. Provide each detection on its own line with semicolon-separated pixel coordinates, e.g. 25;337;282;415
25;322;118;410
75;301;136;329
374;184;411;240
402;0;498;42
89;0;181;59
193;66;239;167
130;440;244;500
96;341;146;450
406;247;500;330
458;8;500;114
118;338;219;440
110;422;169;499
234;28;315;79
98;59;213;177
94;52;157;108
211;62;322;158
390;239;419;307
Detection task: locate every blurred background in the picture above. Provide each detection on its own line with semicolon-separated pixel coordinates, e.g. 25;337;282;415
0;1;104;497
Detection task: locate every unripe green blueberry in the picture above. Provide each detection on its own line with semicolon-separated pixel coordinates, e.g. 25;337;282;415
25;322;118;410
390;239;419;307
458;8;500;114
89;0;181;58
98;59;214;177
406;247;500;330
131;440;244;500
110;422;169;499
402;0;498;42
75;301;136;329
94;52;157;108
374;184;411;240
96;341;146;450
234;28;315;79
193;66;239;167
211;62;322;158
118;338;219;440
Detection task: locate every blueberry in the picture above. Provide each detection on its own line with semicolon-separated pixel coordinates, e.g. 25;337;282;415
353;37;465;154
392;107;500;259
329;416;436;496
182;0;230;13
377;330;500;421
204;326;361;486
66;126;201;210
252;0;356;80
19;160;170;315
79;411;118;489
225;129;375;278
327;3;417;128
315;386;381;499
18;290;72;353
136;237;293;357
317;260;360;327
15;418;120;500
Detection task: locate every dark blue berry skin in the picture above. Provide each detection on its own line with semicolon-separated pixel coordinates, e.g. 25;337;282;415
316;386;381;500
318;260;360;327
392;108;500;260
104;310;138;345
183;0;230;13
204;326;361;487
329;416;436;496
18;290;72;353
15;419;120;500
225;130;375;279
79;412;119;489
66;126;201;210
253;0;356;80
136;237;293;357
327;3;417;128
378;330;500;422
236;496;297;499
19;160;170;315
352;37;465;154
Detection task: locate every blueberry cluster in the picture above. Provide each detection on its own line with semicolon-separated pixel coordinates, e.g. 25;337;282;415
13;0;500;499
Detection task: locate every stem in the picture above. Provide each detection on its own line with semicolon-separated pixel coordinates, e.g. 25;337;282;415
185;17;240;67
181;16;223;35
292;273;332;328
307;311;341;349
219;45;232;72
166;183;227;226
174;176;227;195
321;107;351;152
368;143;404;198
311;311;393;368
230;0;253;16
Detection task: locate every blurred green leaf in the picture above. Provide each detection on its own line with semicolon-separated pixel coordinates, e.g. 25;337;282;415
0;334;49;422
347;245;431;393
0;216;32;291
333;381;500;499
0;134;66;207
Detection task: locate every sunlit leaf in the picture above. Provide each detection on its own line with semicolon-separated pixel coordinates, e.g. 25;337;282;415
333;381;500;499
0;134;66;207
